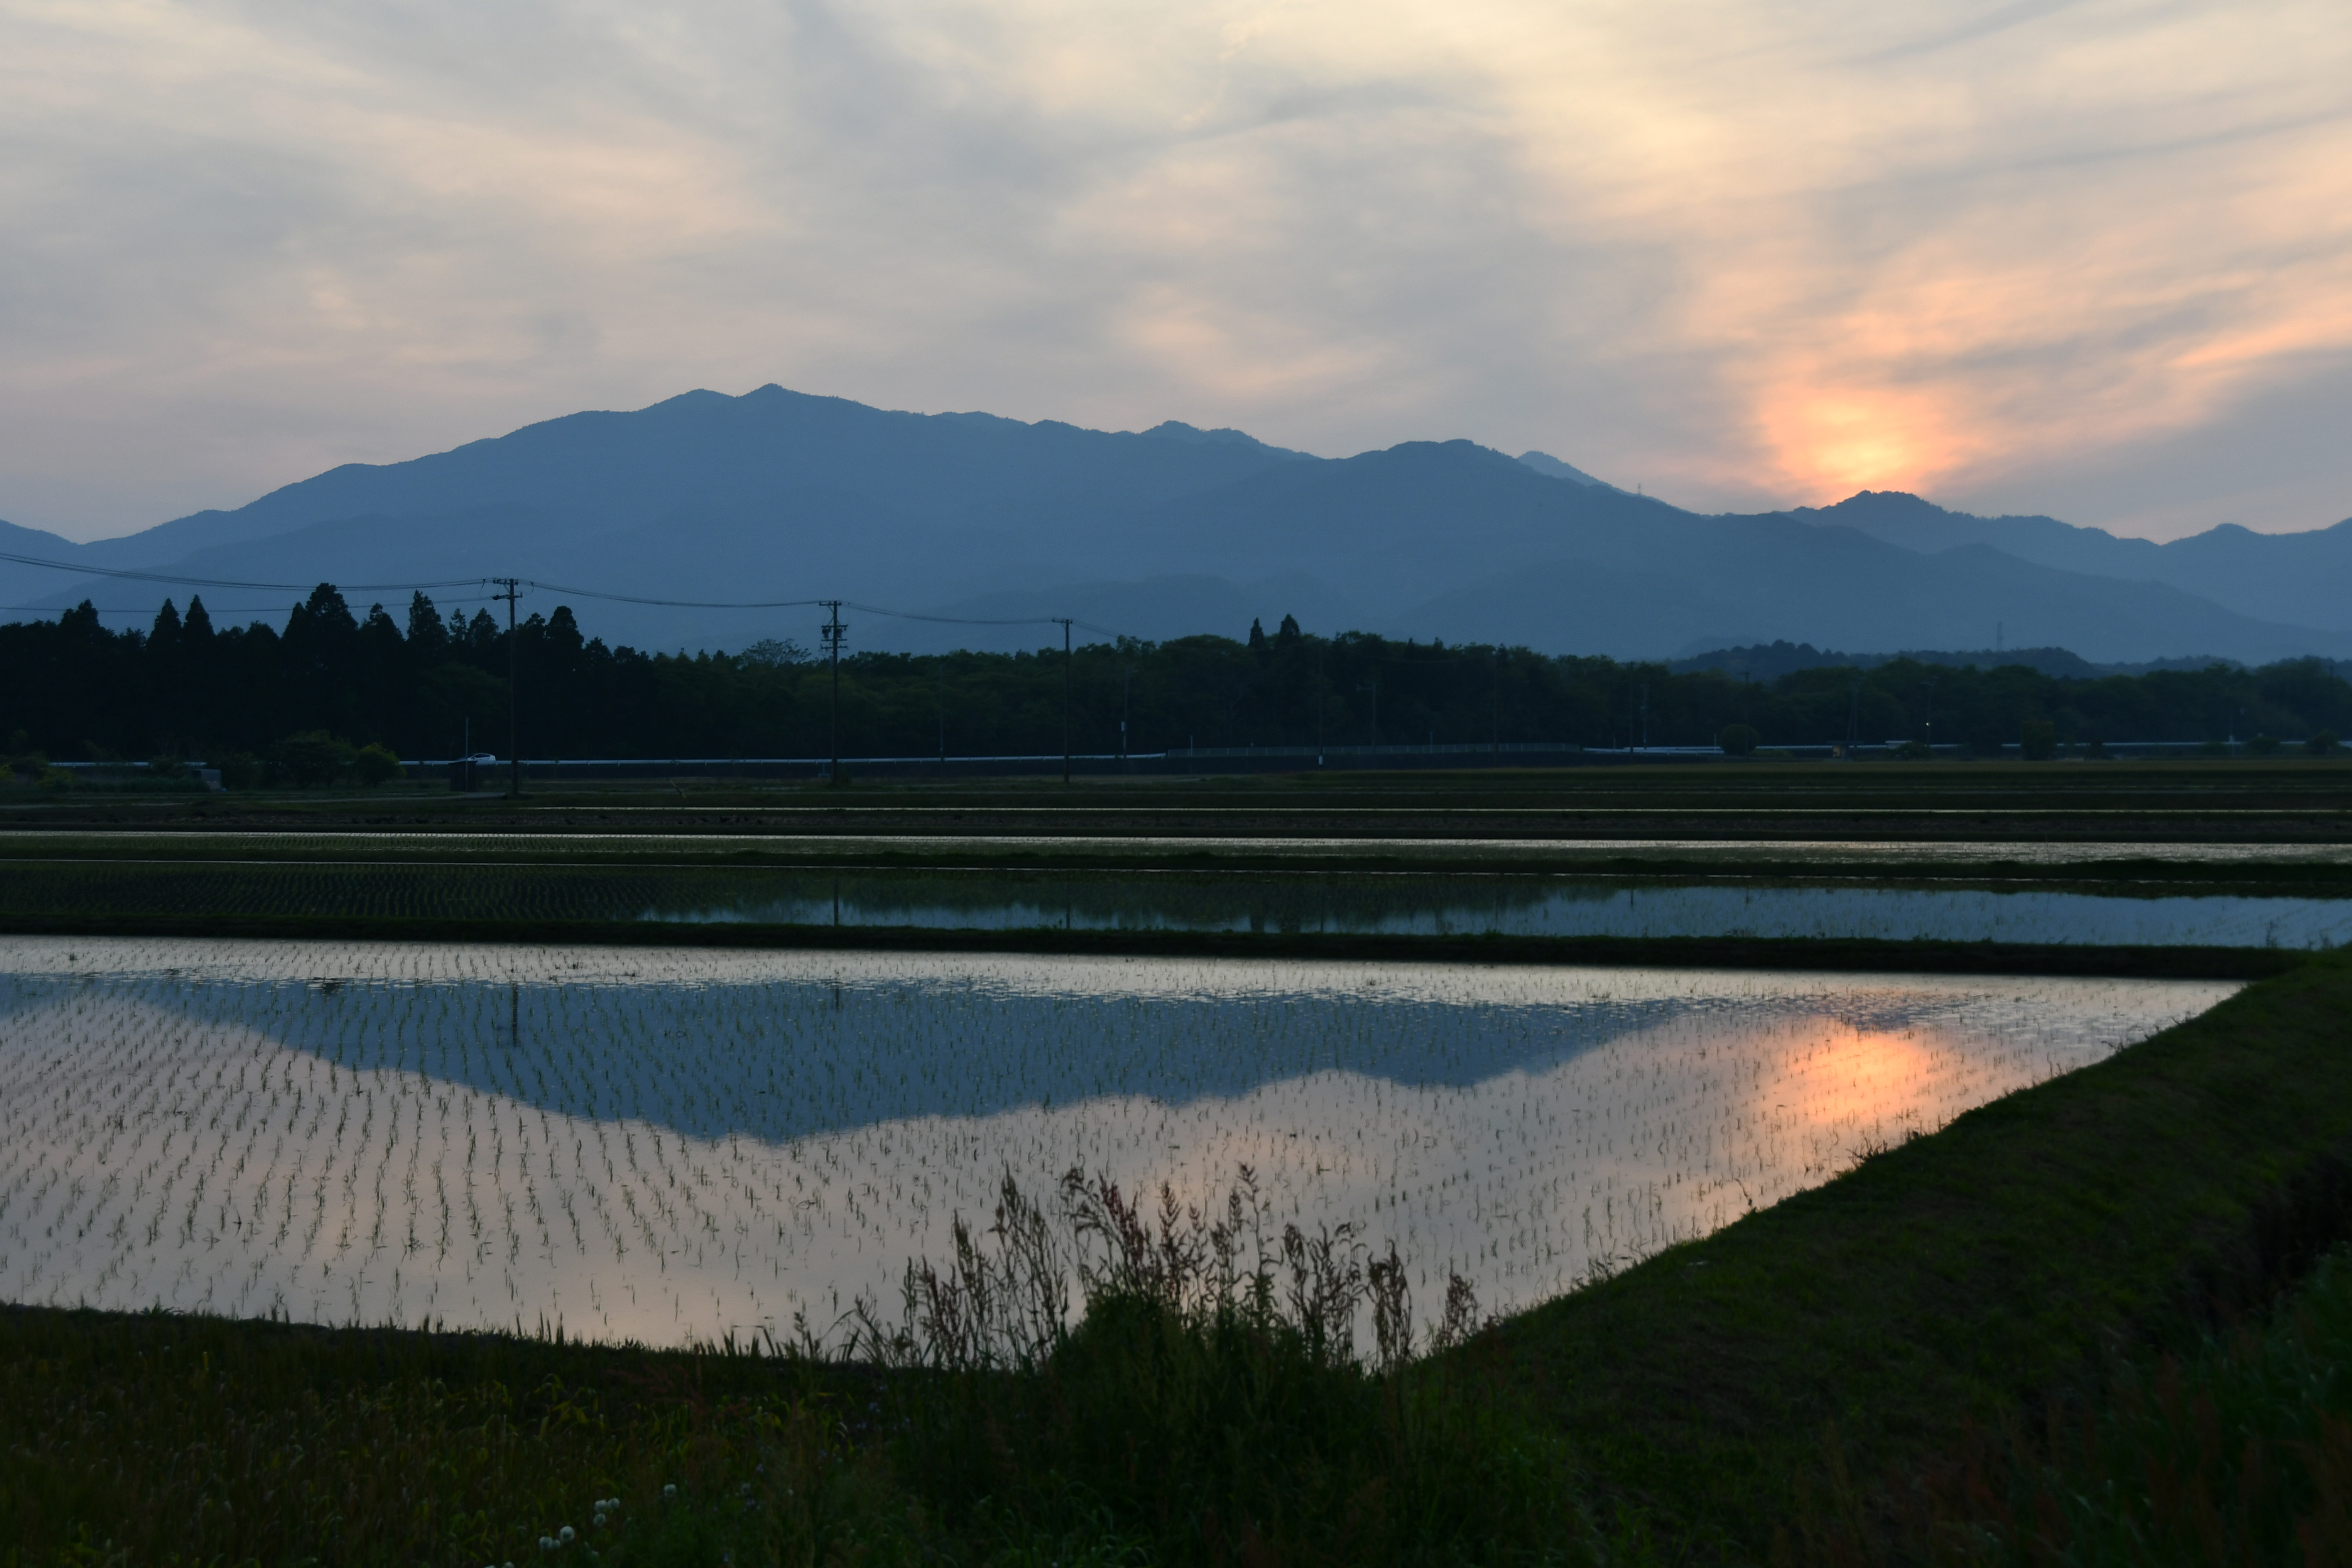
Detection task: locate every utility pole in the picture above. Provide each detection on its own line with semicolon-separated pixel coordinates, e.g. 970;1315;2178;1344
1054;618;1073;783
819;600;845;783
492;578;522;796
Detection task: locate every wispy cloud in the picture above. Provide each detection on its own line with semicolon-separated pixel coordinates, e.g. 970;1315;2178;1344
1;0;2345;541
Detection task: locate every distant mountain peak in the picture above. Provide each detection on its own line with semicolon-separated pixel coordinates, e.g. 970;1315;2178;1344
1800;489;1955;519
1135;420;1304;457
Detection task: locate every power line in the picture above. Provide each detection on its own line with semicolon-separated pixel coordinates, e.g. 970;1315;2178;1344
0;550;1138;642
525;582;827;611
0;549;481;595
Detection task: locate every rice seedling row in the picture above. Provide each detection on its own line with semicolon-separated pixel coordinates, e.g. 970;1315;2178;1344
0;938;2230;1348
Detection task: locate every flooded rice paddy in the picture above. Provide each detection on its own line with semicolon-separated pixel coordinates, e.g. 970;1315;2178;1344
658;874;2352;947
0;938;2233;1347
2;846;2345;947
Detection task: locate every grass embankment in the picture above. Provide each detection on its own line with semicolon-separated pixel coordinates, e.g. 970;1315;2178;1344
1863;1241;2352;1564
7;960;2352;1564
1497;951;2352;1558
7;759;2352;844
12;829;2352;889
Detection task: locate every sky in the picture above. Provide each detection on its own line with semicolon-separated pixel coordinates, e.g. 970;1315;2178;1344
2;0;2348;545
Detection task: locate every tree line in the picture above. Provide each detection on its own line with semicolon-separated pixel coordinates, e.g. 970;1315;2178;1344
3;586;2347;782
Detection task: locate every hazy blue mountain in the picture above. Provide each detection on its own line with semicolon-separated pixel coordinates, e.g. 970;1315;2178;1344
2153;520;2352;633
0;518;99;614
1516;451;1616;488
10;386;2349;664
1795;491;2352;633
1387;525;2338;666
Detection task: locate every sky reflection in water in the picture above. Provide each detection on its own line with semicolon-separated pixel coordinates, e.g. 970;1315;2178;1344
0;938;2234;1346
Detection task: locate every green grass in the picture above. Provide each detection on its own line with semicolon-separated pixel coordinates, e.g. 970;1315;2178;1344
1486;952;2352;1558
1810;1240;2352;1564
6;960;2352;1564
8;758;2352;845
0;1313;930;1566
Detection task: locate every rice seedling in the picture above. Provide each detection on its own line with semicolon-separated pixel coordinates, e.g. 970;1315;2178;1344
0;937;2230;1348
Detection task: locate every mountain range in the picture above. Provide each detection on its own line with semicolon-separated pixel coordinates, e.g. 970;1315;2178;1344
3;385;2346;665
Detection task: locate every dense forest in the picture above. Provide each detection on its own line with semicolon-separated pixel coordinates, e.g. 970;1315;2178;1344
3;586;2348;782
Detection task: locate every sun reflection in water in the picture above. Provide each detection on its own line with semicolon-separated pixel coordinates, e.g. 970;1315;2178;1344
0;938;2233;1345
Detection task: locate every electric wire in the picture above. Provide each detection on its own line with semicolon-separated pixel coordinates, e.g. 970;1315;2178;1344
1;553;1135;640
0;549;483;595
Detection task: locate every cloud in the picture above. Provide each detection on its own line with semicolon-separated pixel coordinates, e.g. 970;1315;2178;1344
0;0;2345;541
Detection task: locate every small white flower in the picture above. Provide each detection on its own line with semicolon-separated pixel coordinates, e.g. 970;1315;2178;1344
663;1484;678;1499
559;1526;576;1544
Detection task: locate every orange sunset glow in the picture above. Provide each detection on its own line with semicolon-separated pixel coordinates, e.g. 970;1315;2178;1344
1;0;2346;541
1766;1025;1945;1134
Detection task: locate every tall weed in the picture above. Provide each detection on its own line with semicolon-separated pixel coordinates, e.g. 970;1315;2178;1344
851;1166;1582;1565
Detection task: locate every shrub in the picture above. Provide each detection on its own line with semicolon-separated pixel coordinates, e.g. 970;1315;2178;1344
2248;733;2283;756
2309;729;2340;756
2019;719;2057;761
270;730;356;787
353;742;405;785
1718;723;1759;757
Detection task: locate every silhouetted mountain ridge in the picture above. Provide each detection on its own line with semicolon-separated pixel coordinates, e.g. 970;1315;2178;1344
4;386;2346;664
1793;490;2352;633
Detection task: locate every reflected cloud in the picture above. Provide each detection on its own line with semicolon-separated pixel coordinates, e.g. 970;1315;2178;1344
0;937;2232;1343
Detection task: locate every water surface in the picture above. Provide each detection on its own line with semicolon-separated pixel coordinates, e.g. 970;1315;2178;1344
654;874;2352;947
0;937;2233;1345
